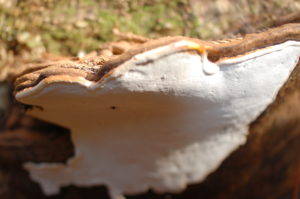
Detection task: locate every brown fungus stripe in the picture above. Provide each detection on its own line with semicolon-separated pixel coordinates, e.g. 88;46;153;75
14;23;300;93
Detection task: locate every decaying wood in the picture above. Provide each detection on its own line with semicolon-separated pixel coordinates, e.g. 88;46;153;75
1;24;300;199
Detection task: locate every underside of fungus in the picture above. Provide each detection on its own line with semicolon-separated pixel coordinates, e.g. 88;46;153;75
14;24;300;199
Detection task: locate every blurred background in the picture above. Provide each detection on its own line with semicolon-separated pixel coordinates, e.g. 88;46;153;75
0;0;300;73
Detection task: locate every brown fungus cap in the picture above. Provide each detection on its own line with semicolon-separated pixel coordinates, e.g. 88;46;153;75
14;23;300;94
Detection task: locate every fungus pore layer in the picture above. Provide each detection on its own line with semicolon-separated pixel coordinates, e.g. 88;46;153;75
16;39;300;199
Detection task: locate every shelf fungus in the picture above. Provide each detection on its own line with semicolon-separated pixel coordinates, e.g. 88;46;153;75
14;24;300;199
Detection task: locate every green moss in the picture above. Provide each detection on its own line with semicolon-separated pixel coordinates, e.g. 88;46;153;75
0;0;199;57
96;10;119;41
0;0;298;65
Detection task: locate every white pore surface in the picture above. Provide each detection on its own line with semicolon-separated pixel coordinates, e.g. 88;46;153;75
17;41;300;199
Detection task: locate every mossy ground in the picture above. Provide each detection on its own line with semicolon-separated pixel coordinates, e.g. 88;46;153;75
0;0;299;73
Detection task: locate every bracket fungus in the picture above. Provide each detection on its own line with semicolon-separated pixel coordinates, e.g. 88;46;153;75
14;24;300;199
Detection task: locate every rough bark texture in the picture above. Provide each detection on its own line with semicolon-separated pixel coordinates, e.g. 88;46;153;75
1;30;300;198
